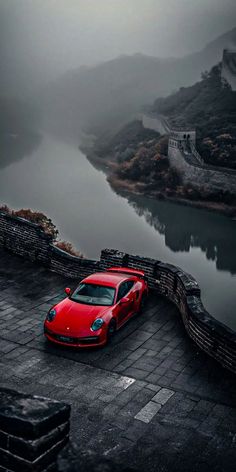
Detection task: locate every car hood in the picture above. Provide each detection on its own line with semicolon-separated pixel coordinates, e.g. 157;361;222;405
49;298;109;335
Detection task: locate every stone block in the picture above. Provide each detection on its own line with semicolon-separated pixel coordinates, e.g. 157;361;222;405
0;388;70;472
0;388;70;439
152;388;175;405
134;401;161;423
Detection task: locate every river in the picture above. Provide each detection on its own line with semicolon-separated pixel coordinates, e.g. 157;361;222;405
0;132;236;331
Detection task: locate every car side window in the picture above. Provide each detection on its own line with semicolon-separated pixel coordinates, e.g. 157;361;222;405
126;281;134;292
117;281;134;302
117;282;127;302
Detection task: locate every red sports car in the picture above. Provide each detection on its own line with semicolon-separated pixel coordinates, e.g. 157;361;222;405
44;267;148;348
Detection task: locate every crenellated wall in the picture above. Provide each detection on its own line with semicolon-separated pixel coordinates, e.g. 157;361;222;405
168;140;236;194
0;210;235;374
143;113;236;194
0;211;52;265
0;211;99;279
100;249;236;374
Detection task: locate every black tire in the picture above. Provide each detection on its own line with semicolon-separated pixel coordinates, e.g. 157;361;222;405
107;319;116;343
139;292;147;313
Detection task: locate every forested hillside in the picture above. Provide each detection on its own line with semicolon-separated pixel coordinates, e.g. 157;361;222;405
152;64;236;169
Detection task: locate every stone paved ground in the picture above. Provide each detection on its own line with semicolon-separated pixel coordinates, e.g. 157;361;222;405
0;249;236;472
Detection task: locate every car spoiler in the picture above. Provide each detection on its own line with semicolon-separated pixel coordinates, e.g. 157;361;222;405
107;267;146;279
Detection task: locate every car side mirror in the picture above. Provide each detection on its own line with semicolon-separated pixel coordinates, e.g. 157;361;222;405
65;287;71;296
119;296;129;305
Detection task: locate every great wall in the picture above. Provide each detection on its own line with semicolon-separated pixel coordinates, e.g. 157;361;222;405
142;113;236;195
0;209;235;376
142;49;236;195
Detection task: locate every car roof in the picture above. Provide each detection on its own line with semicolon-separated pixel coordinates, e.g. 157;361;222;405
82;271;133;288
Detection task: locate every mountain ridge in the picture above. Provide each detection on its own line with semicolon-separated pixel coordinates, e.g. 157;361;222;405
39;27;236;137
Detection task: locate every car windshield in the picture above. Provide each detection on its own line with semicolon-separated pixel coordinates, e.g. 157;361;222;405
70;283;116;306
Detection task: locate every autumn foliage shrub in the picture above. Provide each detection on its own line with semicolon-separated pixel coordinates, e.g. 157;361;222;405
13;208;58;238
0;204;84;257
0;205;58;238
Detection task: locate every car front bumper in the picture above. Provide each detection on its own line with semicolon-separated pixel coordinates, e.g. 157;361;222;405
44;325;107;348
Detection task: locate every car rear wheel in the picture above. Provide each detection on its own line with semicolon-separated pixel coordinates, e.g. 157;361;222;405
107;319;116;343
139;292;147;313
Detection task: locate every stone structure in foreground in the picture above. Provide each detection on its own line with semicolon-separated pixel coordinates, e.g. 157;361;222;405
0;209;235;375
0;388;70;471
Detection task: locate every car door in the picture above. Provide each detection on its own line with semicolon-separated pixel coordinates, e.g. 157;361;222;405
116;281;134;326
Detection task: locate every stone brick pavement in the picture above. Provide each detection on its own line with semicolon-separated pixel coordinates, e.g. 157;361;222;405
0;249;236;471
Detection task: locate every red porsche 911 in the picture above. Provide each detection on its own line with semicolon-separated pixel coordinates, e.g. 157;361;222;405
44;267;148;348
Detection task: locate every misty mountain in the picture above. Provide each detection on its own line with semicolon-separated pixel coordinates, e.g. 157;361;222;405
40;27;236;137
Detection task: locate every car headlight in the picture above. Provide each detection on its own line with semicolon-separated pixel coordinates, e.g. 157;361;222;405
91;318;104;331
46;308;57;322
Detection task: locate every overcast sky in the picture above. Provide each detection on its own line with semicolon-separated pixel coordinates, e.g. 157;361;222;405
1;0;236;86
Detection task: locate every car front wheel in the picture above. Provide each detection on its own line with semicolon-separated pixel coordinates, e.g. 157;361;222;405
107;319;116;343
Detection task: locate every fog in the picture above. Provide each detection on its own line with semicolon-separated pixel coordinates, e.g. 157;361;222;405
1;0;236;95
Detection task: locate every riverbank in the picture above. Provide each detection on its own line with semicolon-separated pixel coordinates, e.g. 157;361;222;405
83;144;236;218
108;174;236;217
81;115;236;219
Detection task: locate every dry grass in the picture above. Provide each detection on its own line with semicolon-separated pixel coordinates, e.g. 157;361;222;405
54;240;83;258
0;204;84;257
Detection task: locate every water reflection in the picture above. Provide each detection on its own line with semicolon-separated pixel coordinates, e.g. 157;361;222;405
117;191;236;274
0;132;42;169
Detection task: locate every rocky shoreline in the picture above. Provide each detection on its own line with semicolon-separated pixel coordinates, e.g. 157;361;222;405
109;175;236;217
82;145;236;218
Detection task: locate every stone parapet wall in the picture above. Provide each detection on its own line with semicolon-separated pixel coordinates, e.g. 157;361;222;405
170;130;196;145
143;113;236;191
101;249;236;374
0;212;235;374
168;144;236;194
50;245;99;280
0;211;99;279
0;212;52;266
190;142;204;165
0;388;70;472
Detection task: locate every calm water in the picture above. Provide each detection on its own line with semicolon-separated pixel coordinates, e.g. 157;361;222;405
0;133;236;330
